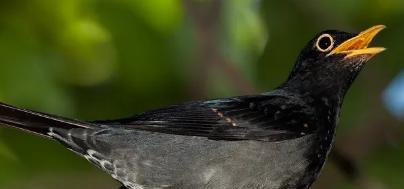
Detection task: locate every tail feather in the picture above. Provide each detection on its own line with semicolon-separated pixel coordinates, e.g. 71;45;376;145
0;102;96;138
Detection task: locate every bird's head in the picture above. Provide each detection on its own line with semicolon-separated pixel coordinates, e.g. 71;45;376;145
285;25;385;98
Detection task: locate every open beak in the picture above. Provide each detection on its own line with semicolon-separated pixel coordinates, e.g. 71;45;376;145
328;25;386;59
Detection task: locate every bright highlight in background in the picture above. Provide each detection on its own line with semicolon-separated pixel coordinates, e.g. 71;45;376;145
384;70;404;119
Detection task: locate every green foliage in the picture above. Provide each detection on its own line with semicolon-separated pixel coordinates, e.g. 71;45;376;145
0;139;16;161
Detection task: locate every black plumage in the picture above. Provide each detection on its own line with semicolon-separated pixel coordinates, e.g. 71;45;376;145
0;25;385;189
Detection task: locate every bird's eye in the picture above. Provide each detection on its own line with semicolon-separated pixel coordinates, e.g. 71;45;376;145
315;34;334;52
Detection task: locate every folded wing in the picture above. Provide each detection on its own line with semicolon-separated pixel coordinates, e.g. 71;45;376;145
95;94;317;141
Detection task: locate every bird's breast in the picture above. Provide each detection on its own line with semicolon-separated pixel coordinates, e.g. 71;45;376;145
100;131;318;189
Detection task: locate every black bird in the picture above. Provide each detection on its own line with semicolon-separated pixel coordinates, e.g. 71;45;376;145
0;25;385;189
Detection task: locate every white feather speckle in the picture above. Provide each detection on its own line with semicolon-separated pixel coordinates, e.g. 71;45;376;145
202;168;217;182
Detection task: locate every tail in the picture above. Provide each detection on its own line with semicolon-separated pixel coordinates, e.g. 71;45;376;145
0;102;95;138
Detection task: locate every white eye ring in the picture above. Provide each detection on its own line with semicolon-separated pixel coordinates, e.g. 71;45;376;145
315;34;334;52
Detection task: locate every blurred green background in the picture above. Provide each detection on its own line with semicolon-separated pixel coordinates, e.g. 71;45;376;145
0;0;403;189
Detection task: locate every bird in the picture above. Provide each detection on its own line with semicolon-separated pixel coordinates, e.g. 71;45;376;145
0;25;385;189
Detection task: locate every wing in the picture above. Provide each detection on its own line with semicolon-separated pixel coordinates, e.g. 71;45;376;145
94;94;317;141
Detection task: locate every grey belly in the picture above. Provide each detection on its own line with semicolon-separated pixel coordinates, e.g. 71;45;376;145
90;130;314;189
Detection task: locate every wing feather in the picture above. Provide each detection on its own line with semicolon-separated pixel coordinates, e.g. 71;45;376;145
94;95;317;141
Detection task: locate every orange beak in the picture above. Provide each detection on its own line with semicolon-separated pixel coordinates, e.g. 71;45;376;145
327;25;386;59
